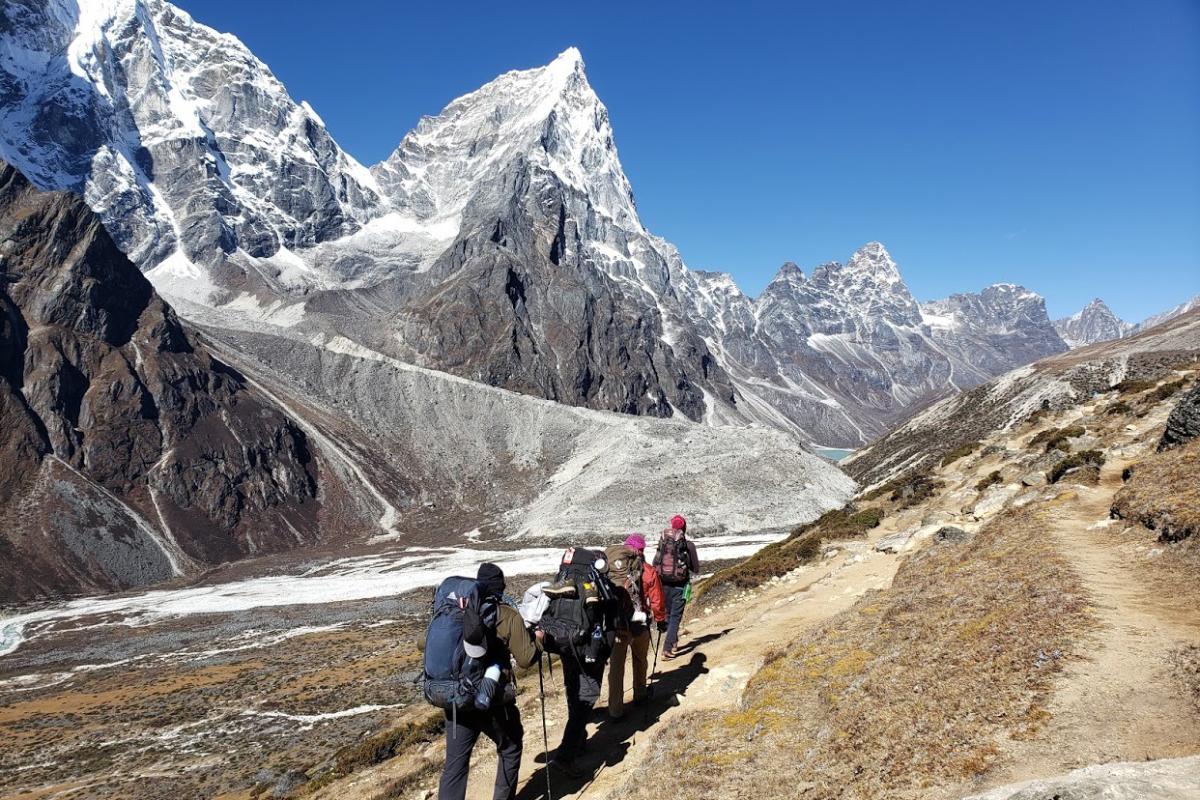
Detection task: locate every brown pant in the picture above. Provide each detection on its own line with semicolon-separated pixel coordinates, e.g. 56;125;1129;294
607;627;650;718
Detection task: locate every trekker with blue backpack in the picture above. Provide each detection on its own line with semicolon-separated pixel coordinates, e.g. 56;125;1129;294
655;515;701;660
422;563;541;800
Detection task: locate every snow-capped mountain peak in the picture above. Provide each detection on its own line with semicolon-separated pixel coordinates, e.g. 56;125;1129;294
1053;297;1133;348
0;5;1076;448
799;242;920;326
2;0;384;293
845;241;901;278
924;283;1054;337
371;46;637;234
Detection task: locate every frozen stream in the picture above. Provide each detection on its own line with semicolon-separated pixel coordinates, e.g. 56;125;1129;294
0;532;786;658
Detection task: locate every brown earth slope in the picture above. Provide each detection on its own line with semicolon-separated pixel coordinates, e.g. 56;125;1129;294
0;161;353;601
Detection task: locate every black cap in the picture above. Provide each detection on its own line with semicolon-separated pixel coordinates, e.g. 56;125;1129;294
476;562;506;598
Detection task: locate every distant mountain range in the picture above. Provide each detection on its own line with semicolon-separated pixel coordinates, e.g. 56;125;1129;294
1054;296;1200;349
0;0;1193;447
0;157;856;602
0;1;1103;446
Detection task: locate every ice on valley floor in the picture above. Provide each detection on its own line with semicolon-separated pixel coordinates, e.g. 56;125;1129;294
242;704;403;731
0;532;785;658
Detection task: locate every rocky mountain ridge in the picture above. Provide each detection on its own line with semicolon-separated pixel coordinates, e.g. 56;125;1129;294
1053;295;1200;350
847;305;1200;488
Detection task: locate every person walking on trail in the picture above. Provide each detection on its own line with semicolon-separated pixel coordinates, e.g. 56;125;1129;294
607;533;667;719
535;547;618;779
436;563;542;800
654;515;700;660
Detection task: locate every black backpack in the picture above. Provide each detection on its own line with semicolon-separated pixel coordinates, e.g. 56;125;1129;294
654;532;691;583
421;576;498;711
539;547;619;663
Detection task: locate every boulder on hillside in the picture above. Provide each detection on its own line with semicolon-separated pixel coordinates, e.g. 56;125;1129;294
935;526;971;544
1160;385;1200;451
962;754;1200;800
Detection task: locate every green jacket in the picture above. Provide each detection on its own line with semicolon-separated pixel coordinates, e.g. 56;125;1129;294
495;603;540;670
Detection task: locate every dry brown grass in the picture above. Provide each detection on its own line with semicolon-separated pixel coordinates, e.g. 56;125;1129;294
975;470;1003;492
1047;450;1106;484
1112;437;1200;542
940;440;981;467
623;506;1091;800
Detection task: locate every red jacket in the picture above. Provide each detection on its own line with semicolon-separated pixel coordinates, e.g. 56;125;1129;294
642;562;667;623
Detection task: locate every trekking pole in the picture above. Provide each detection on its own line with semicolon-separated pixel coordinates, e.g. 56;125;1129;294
648;626;662;695
652;627;662;676
538;653;554;800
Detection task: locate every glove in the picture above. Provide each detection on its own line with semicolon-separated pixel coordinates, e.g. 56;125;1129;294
656;620;668;633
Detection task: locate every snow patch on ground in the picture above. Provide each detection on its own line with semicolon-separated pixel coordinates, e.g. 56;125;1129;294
0;532;791;657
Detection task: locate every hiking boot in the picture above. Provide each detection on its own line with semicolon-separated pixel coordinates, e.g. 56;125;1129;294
541;580;577;599
550;758;585;779
580;580;601;605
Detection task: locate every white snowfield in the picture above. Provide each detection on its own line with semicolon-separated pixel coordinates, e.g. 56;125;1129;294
0;532;787;657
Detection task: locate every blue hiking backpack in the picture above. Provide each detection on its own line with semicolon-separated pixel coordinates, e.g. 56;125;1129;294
422;576;499;712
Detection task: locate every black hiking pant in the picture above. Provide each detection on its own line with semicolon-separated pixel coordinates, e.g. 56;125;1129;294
663;582;687;653
556;651;606;762
439;703;524;800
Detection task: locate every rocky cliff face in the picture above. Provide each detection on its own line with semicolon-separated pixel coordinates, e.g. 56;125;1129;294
371;49;736;419
0;161;327;602
1054;298;1135;348
0;0;382;298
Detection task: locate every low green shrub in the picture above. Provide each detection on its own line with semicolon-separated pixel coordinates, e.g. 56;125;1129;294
975;471;1003;492
1113;378;1155;394
1029;425;1085;453
891;474;945;508
940;441;980;467
1047;450;1106;484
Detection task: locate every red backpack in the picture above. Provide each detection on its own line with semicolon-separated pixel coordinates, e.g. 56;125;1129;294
654;531;691;583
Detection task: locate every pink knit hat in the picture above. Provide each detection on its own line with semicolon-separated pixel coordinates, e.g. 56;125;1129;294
624;533;646;551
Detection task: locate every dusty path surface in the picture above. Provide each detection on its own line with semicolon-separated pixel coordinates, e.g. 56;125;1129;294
474;394;1198;800
987;463;1200;786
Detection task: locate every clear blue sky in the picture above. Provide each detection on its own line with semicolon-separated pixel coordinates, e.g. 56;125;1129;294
181;0;1199;321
